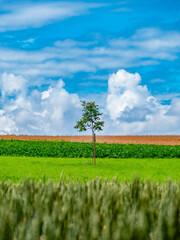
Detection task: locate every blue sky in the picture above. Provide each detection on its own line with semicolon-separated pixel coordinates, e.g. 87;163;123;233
0;0;180;135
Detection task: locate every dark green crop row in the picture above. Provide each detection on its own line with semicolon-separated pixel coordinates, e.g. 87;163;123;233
0;139;179;158
0;178;179;240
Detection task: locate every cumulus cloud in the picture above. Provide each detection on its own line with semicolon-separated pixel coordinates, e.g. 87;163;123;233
0;72;27;98
0;2;103;32
107;70;149;120
0;70;180;135
0;73;81;135
0;110;18;134
106;69;169;121
40;79;81;134
105;69;180;135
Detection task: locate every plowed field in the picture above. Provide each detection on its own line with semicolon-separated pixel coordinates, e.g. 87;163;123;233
0;135;180;145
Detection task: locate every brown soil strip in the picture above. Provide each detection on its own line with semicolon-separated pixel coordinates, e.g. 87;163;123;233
0;135;180;145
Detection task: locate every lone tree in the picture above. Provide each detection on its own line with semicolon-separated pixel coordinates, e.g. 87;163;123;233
74;101;104;164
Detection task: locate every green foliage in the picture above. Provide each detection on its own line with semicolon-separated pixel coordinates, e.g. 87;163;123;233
74;101;104;133
0;139;179;158
0;178;179;239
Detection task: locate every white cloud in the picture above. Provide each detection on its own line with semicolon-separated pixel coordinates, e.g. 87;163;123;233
167;98;180;116
54;39;97;48
21;39;35;44
0;28;180;79
0;73;81;135
40;79;81;128
0;2;102;32
105;69;180;135
0;110;17;134
0;70;180;135
109;28;180;60
0;72;27;98
41;89;52;100
132;28;180;51
107;69;150;121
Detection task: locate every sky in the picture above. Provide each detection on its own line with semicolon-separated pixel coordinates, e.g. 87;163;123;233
0;0;180;135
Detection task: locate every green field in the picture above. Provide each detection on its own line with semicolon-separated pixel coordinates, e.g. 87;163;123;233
0;156;180;182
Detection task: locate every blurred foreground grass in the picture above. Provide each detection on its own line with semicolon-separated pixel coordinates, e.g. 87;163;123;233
0;178;179;239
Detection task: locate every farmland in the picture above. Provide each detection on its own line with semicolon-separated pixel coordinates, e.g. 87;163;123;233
0;138;180;239
0;135;180;145
0;139;180;182
0;139;180;158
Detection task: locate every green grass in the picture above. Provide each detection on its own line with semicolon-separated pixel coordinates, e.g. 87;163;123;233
0;156;180;183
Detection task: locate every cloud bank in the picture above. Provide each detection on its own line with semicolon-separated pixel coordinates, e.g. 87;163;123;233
0;28;180;81
0;69;180;135
0;2;102;32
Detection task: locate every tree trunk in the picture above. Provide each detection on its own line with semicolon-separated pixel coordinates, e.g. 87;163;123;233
92;130;94;164
92;131;96;165
94;133;96;164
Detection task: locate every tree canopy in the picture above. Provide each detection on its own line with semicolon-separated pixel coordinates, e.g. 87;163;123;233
74;101;104;134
